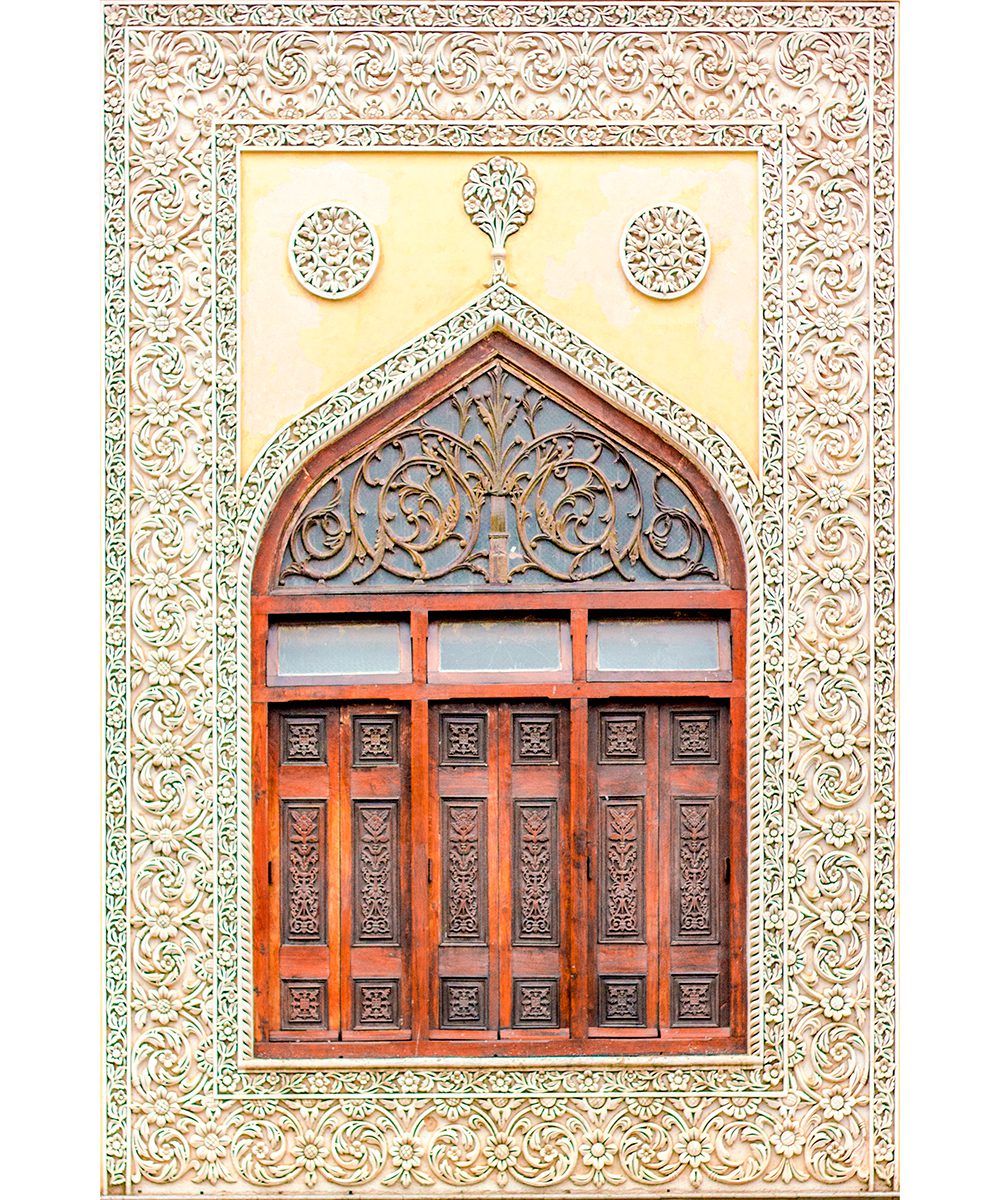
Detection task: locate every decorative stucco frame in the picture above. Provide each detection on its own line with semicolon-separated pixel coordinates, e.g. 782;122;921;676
104;3;896;1196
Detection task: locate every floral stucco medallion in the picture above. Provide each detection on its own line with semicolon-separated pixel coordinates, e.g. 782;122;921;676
620;204;711;299
289;205;379;299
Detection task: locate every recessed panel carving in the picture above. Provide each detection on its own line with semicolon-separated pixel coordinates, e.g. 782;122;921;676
442;800;487;943
673;799;718;944
280;980;327;1030
280;801;326;945
598;798;644;942
352;715;398;765
599;713;645;763
513;714;558;763
281;715;326;764
440;714;487;765
512;800;558;945
671;974;719;1027
512;979;559;1028
352;801;400;945
671;711;720;763
440;978;487;1029
353;979;401;1029
598;975;646;1027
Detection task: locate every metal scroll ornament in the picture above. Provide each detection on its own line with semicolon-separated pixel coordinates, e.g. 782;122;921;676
278;364;718;589
462;157;536;285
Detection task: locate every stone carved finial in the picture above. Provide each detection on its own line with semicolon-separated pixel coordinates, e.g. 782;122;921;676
462;156;536;285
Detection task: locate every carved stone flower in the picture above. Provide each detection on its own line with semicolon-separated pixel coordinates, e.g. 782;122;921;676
620;205;711;298
289;205;379;299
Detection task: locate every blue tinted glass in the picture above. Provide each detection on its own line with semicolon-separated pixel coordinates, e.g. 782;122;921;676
436;620;565;673
273;622;406;678
594;619;722;672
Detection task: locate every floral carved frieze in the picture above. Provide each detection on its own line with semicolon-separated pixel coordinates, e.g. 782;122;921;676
289;205;379;299
104;4;897;1198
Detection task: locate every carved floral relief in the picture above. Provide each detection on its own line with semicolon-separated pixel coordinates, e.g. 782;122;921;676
105;4;896;1196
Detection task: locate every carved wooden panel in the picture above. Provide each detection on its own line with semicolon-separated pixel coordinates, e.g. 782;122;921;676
352;801;400;945
280;714;326;764
352;715;399;766
280;800;326;945
671;974;719;1027
440;713;487;765
512;979;559;1028
441;800;487;943
512;714;558;764
671;710;720;764
440;978;487;1029
353;979;401;1029
599;712;645;763
598;797;644;942
598;975;646;1027
672;798;718;944
512;800;559;945
280;980;327;1030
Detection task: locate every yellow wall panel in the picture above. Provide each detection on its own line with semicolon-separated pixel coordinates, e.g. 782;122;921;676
240;151;759;475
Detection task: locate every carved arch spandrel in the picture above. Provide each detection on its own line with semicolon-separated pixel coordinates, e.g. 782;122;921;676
251;332;748;597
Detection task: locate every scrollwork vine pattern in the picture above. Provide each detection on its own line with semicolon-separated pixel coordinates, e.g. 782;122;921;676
106;3;896;1196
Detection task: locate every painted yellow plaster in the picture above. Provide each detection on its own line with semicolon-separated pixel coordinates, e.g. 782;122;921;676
240;151;759;475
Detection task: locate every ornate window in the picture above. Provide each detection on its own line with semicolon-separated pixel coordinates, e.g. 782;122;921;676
252;333;747;1056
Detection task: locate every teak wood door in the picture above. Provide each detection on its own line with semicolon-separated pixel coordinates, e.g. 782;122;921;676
428;703;571;1040
259;694;735;1054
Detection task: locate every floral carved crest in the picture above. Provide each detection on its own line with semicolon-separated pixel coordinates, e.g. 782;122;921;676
289;205;379;299
105;4;897;1198
463;156;537;284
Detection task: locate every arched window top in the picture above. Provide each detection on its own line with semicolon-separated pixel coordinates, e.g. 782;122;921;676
255;335;744;596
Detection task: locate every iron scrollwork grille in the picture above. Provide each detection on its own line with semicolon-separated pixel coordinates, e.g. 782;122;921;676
278;363;719;590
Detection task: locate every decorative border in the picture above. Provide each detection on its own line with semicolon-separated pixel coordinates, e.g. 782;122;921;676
106;3;896;1194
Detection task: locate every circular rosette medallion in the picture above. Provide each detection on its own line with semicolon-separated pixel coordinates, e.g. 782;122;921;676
620;204;711;299
288;205;379;299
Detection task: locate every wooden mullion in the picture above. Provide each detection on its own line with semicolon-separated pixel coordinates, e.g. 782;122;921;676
488;706;503;1037
330;705;346;1037
255;679;744;704
497;704;513;1033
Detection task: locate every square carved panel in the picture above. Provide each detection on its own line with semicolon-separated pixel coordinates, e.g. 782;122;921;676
671;711;720;764
280;980;327;1030
352;715;399;766
598;975;646;1027
513;714;558;763
439;713;487;765
439;977;487;1029
353;979;401;1029
281;714;326;764
671;974;719;1027
512;978;559;1028
599;712;645;763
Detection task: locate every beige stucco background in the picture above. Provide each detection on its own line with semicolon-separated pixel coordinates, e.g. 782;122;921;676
239;150;760;475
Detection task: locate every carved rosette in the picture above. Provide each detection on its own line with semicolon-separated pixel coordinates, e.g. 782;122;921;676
288;205;378;299
620;205;711;299
462;156;536;284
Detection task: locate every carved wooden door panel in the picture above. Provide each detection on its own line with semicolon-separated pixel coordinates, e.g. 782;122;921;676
267;703;411;1042
428;703;570;1040
589;702;730;1035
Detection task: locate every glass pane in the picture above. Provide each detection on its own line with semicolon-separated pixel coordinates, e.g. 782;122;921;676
593;618;723;673
436;619;565;673
273;621;406;679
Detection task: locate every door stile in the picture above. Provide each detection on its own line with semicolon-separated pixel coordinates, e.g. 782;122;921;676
569;697;589;1041
410;698;430;1048
496;704;514;1033
486;706;502;1037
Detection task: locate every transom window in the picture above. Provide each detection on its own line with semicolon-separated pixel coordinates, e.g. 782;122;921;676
252;335;747;1057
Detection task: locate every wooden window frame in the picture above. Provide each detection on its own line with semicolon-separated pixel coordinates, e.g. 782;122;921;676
250;336;748;1059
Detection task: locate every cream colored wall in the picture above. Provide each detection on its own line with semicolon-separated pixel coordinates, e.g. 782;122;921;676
240;150;759;476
